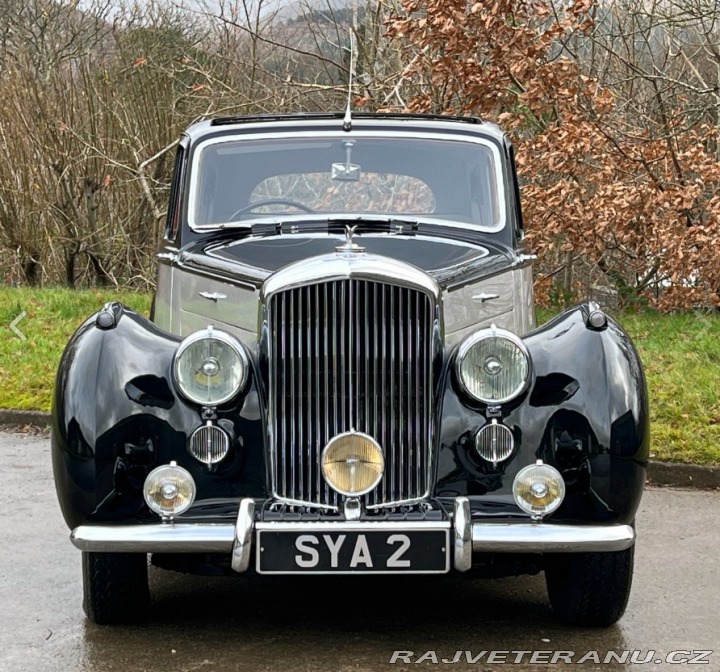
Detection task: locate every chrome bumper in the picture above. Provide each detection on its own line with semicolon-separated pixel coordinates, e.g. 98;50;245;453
70;497;635;572
70;499;256;572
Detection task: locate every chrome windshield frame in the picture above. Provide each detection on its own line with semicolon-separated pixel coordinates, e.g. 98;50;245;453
187;130;508;235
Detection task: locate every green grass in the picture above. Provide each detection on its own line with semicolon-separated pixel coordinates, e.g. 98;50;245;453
0;287;151;413
1;289;718;465
618;311;720;466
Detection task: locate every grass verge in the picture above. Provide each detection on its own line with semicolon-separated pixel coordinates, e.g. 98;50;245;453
0;287;151;413
0;288;718;465
619;311;720;465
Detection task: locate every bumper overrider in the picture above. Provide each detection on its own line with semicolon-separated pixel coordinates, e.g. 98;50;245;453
70;497;635;574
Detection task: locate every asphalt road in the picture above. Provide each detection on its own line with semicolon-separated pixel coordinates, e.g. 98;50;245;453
1;431;718;672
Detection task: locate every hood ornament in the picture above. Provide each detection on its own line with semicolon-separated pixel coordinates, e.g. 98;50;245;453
335;224;366;254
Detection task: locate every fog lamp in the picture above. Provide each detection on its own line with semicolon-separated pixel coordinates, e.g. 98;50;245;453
321;431;384;496
189;422;230;464
512;461;565;518
475;420;514;465
143;461;196;517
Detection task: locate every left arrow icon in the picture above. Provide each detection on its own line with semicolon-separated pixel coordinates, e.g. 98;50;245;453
10;311;27;340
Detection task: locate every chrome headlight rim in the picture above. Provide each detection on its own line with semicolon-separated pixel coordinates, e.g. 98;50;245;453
321;430;385;497
173;328;249;406
455;327;532;405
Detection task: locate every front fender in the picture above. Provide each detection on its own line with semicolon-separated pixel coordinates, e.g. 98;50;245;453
51;304;266;529
435;304;649;525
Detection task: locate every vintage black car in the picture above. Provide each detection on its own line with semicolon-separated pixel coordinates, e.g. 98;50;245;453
52;113;648;626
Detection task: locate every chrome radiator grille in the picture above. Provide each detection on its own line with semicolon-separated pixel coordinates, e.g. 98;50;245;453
267;279;436;509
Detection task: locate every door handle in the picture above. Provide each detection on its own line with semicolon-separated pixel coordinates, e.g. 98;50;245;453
472;292;500;303
199;292;227;302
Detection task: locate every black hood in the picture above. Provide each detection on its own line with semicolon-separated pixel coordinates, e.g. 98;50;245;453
179;231;519;291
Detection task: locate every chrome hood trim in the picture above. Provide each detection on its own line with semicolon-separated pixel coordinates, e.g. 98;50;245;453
260;251;442;302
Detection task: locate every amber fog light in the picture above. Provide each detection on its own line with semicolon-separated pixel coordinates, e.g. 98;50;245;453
143;461;196;517
321;431;384;496
513;461;565;518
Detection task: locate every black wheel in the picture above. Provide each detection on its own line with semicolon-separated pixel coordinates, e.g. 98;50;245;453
545;545;634;626
82;551;150;625
229;198;314;220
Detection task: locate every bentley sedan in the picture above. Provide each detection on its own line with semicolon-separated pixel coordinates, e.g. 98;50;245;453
52;113;648;626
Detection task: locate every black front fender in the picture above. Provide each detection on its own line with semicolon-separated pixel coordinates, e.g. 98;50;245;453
51;305;266;529
435;305;649;525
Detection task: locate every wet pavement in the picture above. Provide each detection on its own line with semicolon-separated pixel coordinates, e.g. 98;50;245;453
1;431;718;672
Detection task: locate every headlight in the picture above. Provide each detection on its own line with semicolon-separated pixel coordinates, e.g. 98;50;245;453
143;462;196;517
173;327;248;406
513;461;565;518
455;327;531;404
321;431;384;496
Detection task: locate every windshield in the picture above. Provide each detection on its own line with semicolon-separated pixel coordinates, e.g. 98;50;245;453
190;134;504;231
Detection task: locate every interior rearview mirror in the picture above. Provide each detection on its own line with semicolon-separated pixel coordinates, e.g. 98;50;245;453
331;162;361;182
331;140;361;182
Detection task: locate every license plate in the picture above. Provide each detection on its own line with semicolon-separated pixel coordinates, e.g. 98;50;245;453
256;526;450;574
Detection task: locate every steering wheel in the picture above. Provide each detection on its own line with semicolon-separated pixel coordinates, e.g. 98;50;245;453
230;198;314;220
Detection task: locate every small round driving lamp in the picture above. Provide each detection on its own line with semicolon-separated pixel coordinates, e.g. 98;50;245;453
143;462;196;517
174;327;248;406
513;461;565;518
321;431;384;496
455;328;531;404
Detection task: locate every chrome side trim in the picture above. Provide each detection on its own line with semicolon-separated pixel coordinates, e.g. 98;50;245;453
471;523;635;553
70;524;235;553
453;497;472;572
230;498;255;573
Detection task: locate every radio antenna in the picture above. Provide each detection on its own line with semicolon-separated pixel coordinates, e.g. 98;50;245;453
343;28;355;132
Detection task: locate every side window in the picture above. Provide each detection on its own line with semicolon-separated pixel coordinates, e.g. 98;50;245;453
165;144;186;242
507;144;525;241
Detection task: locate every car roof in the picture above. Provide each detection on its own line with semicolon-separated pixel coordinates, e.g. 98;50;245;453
183;112;507;145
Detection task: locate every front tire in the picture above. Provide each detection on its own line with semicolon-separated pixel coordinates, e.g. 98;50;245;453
545;545;634;626
82;551;150;624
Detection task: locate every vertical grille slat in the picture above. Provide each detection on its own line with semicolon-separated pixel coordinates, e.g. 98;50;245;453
368;284;385;505
389;286;396;503
318;285;327;502
269;278;434;508
415;291;421;497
